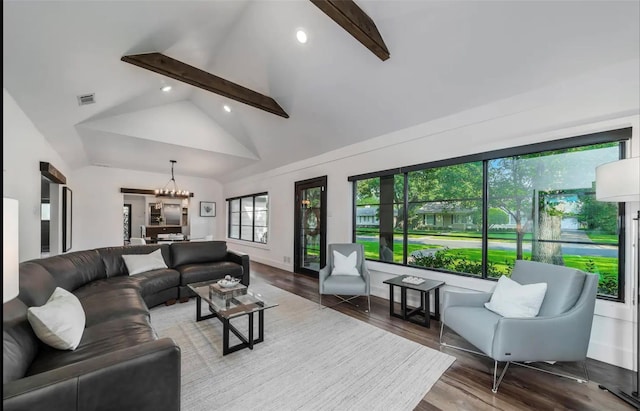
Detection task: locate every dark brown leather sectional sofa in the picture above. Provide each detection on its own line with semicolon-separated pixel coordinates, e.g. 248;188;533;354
3;240;249;411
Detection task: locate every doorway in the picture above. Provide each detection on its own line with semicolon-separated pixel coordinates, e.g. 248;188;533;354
294;176;327;276
41;177;51;256
123;204;132;244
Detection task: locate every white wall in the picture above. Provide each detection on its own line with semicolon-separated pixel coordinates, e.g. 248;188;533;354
70;166;223;250
222;59;640;370
3;88;71;262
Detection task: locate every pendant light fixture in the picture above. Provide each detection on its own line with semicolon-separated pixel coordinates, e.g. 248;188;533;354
155;160;190;198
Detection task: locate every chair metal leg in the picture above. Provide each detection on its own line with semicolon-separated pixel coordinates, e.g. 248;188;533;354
321;294;369;312
511;360;589;384
583;360;590;382
492;361;510;393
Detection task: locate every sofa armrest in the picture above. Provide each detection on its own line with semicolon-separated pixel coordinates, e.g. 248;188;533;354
319;266;330;294
441;291;492;323
442;290;492;310
3;338;181;411
226;250;250;286
361;265;371;294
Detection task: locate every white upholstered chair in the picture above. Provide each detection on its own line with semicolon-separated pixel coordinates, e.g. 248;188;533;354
440;260;598;392
319;243;371;312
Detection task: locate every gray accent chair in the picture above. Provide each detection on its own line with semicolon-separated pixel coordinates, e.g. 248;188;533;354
319;243;371;312
440;260;598;392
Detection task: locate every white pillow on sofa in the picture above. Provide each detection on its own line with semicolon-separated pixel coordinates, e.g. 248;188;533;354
122;249;168;275
332;250;360;276
484;275;547;318
27;287;86;350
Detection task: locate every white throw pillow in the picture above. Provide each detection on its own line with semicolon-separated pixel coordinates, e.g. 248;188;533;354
332;250;360;276
27;287;86;350
484;275;547;318
122;248;168;275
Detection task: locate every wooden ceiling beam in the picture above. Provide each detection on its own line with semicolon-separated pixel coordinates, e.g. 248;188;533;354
310;0;390;61
121;52;289;118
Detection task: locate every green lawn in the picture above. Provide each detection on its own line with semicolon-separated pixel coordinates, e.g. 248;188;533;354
585;232;619;244
361;229;617;244
358;239;618;295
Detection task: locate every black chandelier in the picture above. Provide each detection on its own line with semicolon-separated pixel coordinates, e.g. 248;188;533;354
155;160;190;198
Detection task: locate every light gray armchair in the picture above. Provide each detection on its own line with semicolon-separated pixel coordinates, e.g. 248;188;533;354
319;243;371;312
440;260;598;392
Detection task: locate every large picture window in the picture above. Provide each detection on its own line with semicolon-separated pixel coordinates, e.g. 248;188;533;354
227;193;268;244
351;129;630;301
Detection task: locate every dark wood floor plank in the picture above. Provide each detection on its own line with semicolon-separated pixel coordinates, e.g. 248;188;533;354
250;262;634;410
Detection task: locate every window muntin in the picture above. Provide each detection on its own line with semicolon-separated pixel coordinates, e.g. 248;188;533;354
227;193;268;244
351;134;626;301
355;175;405;263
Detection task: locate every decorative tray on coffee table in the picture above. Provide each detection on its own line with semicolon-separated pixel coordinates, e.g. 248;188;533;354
209;279;247;301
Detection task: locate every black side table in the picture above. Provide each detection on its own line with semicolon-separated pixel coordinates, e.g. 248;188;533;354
382;275;445;328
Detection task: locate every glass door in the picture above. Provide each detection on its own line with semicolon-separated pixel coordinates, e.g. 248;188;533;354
294;176;327;276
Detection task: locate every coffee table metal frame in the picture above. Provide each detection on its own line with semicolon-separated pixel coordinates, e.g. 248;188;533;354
382;275;445;328
188;280;277;355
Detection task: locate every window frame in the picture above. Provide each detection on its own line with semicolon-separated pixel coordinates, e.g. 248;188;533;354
226;192;269;244
349;128;631;302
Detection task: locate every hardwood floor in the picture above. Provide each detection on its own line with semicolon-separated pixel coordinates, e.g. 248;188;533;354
250;262;635;411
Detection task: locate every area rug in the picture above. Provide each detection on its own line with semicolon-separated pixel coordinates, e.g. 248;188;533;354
150;278;455;411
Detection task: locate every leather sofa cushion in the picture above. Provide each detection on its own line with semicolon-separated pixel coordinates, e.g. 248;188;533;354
17;262;57;308
32;250;106;292
3;299;39;384
78;288;149;327
171;241;227;267
26;314;156;377
73;276;141;300
133;268;180;297
178;261;243;286
98;245;171;277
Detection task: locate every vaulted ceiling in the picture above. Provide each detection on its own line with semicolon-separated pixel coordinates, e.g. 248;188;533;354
3;1;639;183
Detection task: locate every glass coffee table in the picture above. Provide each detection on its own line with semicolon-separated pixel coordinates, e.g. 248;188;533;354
188;280;278;355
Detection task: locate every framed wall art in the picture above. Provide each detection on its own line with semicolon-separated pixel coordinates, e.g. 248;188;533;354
200;201;216;217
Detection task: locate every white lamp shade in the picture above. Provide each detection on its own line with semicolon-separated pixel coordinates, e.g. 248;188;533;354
595;157;640;203
3;198;20;303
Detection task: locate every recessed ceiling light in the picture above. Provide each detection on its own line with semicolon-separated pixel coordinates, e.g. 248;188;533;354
161;85;172;92
223;105;231;113
296;29;308;44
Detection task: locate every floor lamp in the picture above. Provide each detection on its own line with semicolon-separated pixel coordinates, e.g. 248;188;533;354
595;157;640;409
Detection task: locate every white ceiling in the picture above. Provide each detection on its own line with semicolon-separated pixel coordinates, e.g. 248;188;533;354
4;1;639;183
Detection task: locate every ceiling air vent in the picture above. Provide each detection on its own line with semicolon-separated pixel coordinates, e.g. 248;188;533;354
77;93;95;106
